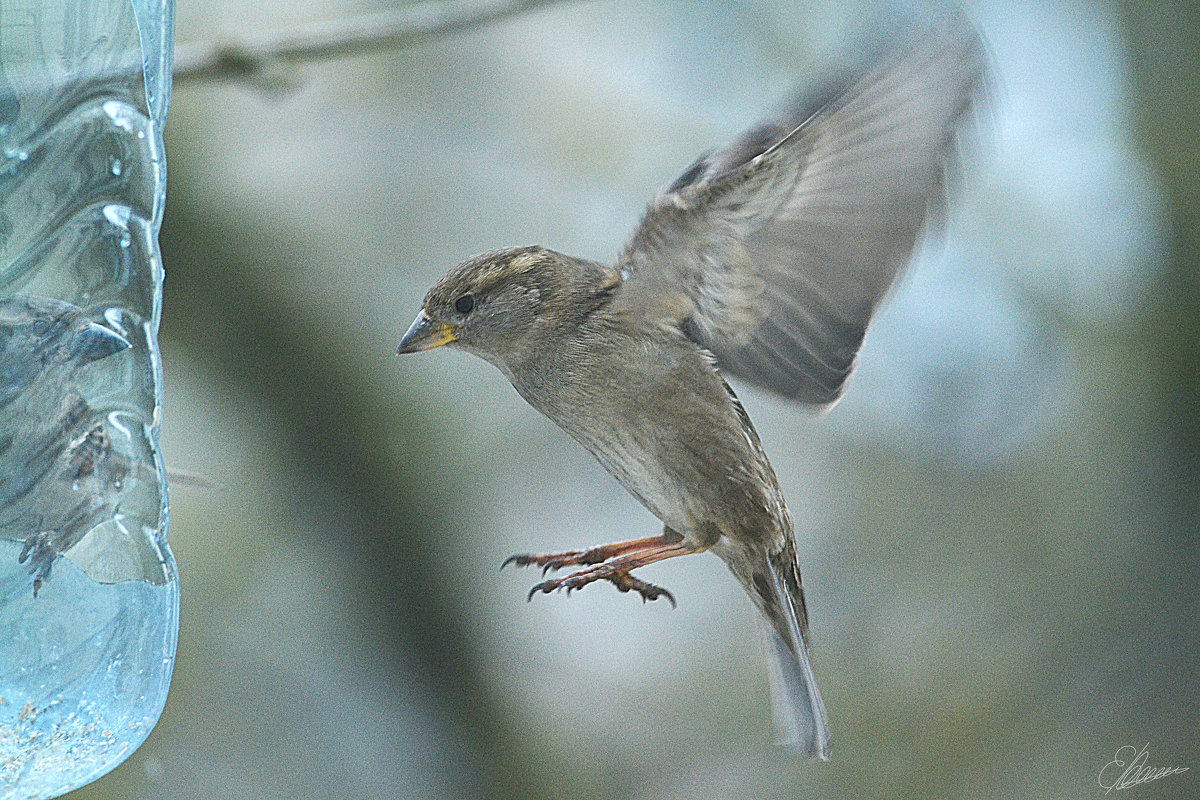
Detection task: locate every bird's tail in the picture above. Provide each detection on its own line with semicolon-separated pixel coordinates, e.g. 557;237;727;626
758;541;831;760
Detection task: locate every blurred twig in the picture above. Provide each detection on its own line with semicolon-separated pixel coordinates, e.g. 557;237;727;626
173;0;570;91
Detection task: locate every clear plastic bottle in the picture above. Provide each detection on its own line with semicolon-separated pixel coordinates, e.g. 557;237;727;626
0;1;176;797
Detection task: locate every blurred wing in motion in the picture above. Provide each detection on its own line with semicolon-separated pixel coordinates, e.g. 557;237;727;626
615;11;985;404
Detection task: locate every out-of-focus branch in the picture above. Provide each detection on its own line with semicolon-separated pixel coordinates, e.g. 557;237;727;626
173;0;570;90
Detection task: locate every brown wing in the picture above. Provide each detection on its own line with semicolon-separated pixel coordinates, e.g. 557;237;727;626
614;11;985;404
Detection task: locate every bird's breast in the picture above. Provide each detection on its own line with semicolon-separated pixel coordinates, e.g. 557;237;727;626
507;328;789;547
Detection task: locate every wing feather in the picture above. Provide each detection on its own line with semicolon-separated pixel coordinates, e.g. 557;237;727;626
614;10;985;404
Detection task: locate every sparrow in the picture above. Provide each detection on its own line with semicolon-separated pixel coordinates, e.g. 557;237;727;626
395;12;983;759
0;294;135;594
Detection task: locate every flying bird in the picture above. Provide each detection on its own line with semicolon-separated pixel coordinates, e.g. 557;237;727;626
396;12;984;759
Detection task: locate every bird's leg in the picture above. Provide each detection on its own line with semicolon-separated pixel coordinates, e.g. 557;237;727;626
502;534;675;574
525;541;705;607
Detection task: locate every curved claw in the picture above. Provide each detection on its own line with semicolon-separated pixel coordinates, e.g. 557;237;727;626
636;584;675;608
644;587;676;608
610;572;676;607
502;550;588;575
504;552;569;573
523;570;677;608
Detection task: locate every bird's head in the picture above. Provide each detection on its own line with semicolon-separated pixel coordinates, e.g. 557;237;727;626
0;294;130;387
396;246;614;372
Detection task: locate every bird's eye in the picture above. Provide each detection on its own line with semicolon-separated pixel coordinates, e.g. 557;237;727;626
454;294;475;314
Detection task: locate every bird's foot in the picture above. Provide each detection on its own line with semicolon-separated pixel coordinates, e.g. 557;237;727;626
608;571;677;607
527;564;676;607
510;536;702;607
502;535;669;575
502;549;591;574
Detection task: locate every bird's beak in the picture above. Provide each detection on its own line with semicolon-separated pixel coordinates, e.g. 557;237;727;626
396;310;456;354
70;322;131;363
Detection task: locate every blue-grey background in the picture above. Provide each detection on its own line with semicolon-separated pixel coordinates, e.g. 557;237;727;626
72;0;1198;797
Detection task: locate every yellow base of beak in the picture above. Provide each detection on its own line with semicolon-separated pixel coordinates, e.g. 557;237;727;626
396;311;457;353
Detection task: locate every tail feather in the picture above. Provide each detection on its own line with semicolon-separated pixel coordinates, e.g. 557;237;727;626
762;546;831;759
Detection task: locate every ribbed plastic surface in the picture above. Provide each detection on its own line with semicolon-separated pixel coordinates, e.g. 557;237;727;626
0;1;176;797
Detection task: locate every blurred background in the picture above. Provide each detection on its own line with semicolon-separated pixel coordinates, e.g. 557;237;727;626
70;0;1197;797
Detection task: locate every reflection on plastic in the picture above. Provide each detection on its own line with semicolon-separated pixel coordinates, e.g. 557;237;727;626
0;1;176;798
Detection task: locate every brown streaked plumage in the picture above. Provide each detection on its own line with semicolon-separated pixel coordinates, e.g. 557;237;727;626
396;11;984;759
